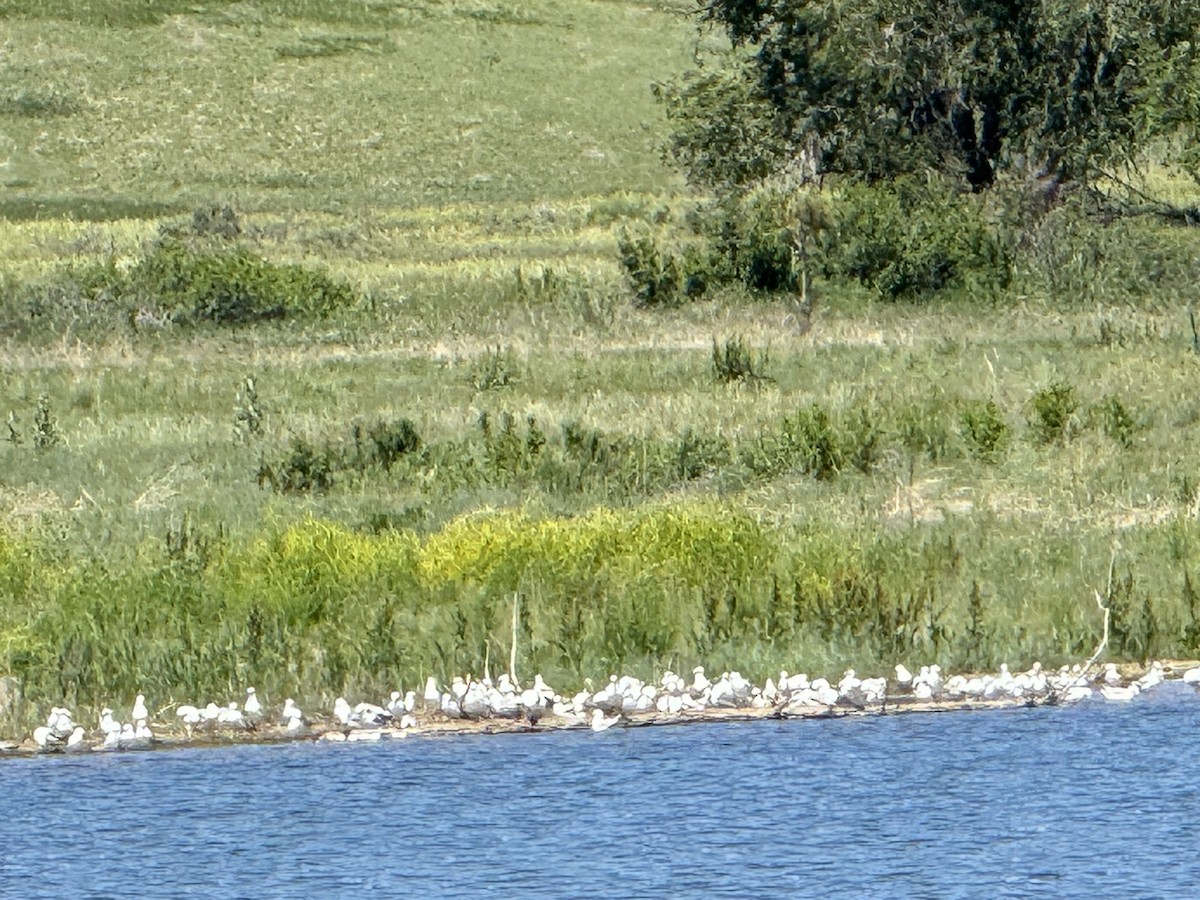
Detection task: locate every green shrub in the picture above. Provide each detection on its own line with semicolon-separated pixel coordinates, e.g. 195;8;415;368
960;400;1009;461
1029;381;1079;446
82;239;358;325
1088;395;1139;448
711;336;769;383
257;437;338;493
825;177;1011;299
616;224;708;307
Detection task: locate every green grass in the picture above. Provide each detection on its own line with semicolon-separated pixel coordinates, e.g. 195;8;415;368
2;0;1200;735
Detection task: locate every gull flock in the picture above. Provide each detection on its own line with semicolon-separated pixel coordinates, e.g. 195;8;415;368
15;660;1200;754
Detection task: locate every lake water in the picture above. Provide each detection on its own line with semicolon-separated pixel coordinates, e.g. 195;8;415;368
3;686;1199;898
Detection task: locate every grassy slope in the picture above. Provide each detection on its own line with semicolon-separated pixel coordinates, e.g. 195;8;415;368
3;1;1200;725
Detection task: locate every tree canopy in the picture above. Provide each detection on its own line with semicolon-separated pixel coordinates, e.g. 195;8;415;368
662;0;1200;192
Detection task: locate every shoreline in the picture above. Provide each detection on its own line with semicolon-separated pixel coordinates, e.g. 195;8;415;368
5;661;1198;761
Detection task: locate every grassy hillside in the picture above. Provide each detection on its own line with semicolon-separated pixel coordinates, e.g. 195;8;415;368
3;0;1200;730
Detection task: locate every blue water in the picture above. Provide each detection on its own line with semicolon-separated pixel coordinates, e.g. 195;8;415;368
3;686;1199;898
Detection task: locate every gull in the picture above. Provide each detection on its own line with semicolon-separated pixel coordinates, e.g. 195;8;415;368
761;677;778;704
131;694;149;725
690;666;711;694
48;707;75;739
423;677;441;708
217;703;245;728
440;693;463;719
532;674;556;704
1101;683;1141;702
590;709;620;732
1062;684;1094;703
1183;667;1200;685
244;688;262;723
176;704;202;737
282;698;306;733
281;698;304;723
99;708;120;737
942;675;968;697
387;691;407;718
520;688;546;724
859;677;887;703
1136;661;1165;691
353;702;394;727
66;726;87;752
334;697;355;726
894;664;913;689
33;726;56;750
1102;663;1121;685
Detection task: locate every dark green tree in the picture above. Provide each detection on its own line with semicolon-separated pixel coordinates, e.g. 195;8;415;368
663;0;1200;192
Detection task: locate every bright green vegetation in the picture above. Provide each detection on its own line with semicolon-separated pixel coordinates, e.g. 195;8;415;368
3;0;1200;734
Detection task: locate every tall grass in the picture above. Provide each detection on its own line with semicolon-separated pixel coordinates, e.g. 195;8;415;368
3;0;1200;738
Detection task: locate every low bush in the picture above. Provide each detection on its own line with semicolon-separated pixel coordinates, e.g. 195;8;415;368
616;223;709;307
824;176;1011;299
960;400;1009;461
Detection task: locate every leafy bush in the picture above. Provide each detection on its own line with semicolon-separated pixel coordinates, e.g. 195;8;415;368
616;224;708;307
81;238;358;326
711;336;769;384
960;400;1009;461
257;437;338;494
1088;395;1139;448
825;177;1011;299
1028;381;1079;446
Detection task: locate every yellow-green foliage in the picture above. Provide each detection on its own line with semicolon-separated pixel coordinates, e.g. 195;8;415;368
418;505;773;591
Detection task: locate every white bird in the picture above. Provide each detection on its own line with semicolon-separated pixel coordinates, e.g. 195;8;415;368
32;726;55;749
281;698;304;723
387;691;406;717
1136;661;1165;691
532;674;556;703
1102;663;1121;685
590;709;620;732
177;705;202;727
1062;684;1094;703
66;726;87;751
423;676;441;708
131;694;149;725
690;666;711;694
99;708;120;737
1183;667;1200;685
1101;683;1141;702
334;697;355;726
217;702;245;727
48;707;75;739
244;688;262;722
894;664;913;688
353;701;393;727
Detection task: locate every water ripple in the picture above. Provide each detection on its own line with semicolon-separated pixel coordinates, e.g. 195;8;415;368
3;691;1200;897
